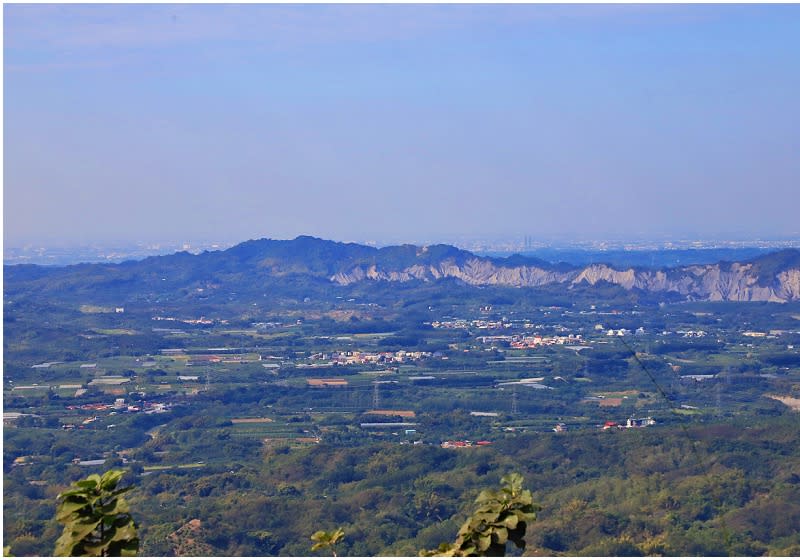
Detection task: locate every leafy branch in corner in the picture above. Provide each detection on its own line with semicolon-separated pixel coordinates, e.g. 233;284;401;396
54;469;139;557
310;527;345;557
421;473;540;556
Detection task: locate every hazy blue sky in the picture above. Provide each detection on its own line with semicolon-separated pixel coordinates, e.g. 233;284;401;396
4;4;800;246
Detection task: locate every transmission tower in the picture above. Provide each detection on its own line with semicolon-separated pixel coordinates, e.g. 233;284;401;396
511;388;519;415
373;382;380;409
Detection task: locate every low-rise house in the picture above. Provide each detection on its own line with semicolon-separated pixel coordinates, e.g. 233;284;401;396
626;417;656;428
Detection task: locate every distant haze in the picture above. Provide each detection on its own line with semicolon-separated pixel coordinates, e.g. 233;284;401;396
4;4;800;247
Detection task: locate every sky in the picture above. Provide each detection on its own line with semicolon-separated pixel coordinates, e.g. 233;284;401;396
4;4;800;247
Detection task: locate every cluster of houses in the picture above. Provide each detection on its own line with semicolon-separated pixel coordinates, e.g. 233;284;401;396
511;333;585;348
599;327;647;337
306;350;431;366
675;329;707;338
602;417;656;430
441;440;493;449
60;398;171;430
430;319;512;330
430;319;470;329
65;398;133;412
471;319;513;330
152;316;220;325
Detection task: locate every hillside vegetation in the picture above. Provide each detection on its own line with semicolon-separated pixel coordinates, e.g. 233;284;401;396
5;415;800;556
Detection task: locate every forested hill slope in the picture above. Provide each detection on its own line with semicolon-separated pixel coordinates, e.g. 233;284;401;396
5;236;800;303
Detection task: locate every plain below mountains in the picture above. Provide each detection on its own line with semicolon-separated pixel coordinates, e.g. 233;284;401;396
5;236;800;303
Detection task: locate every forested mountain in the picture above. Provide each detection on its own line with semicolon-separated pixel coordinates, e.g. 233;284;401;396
5;236;800;303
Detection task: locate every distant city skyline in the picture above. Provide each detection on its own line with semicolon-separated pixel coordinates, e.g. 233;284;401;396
5;232;799;268
5;4;800;247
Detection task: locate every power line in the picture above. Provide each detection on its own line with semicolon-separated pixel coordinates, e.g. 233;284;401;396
616;336;706;466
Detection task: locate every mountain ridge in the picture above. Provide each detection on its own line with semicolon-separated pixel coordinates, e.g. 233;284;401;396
5;237;800;303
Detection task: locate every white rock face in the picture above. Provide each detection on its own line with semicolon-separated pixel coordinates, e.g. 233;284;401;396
572;265;637;289
329;257;800;302
775;269;800;301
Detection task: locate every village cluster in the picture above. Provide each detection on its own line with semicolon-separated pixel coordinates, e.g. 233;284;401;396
304;350;432;366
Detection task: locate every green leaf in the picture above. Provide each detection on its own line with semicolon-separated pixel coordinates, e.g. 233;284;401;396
58;488;90;499
477;534;491;551
55;501;89;520
502;513;519;529
100;470;125;487
494;526;508;544
474;510;500;523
